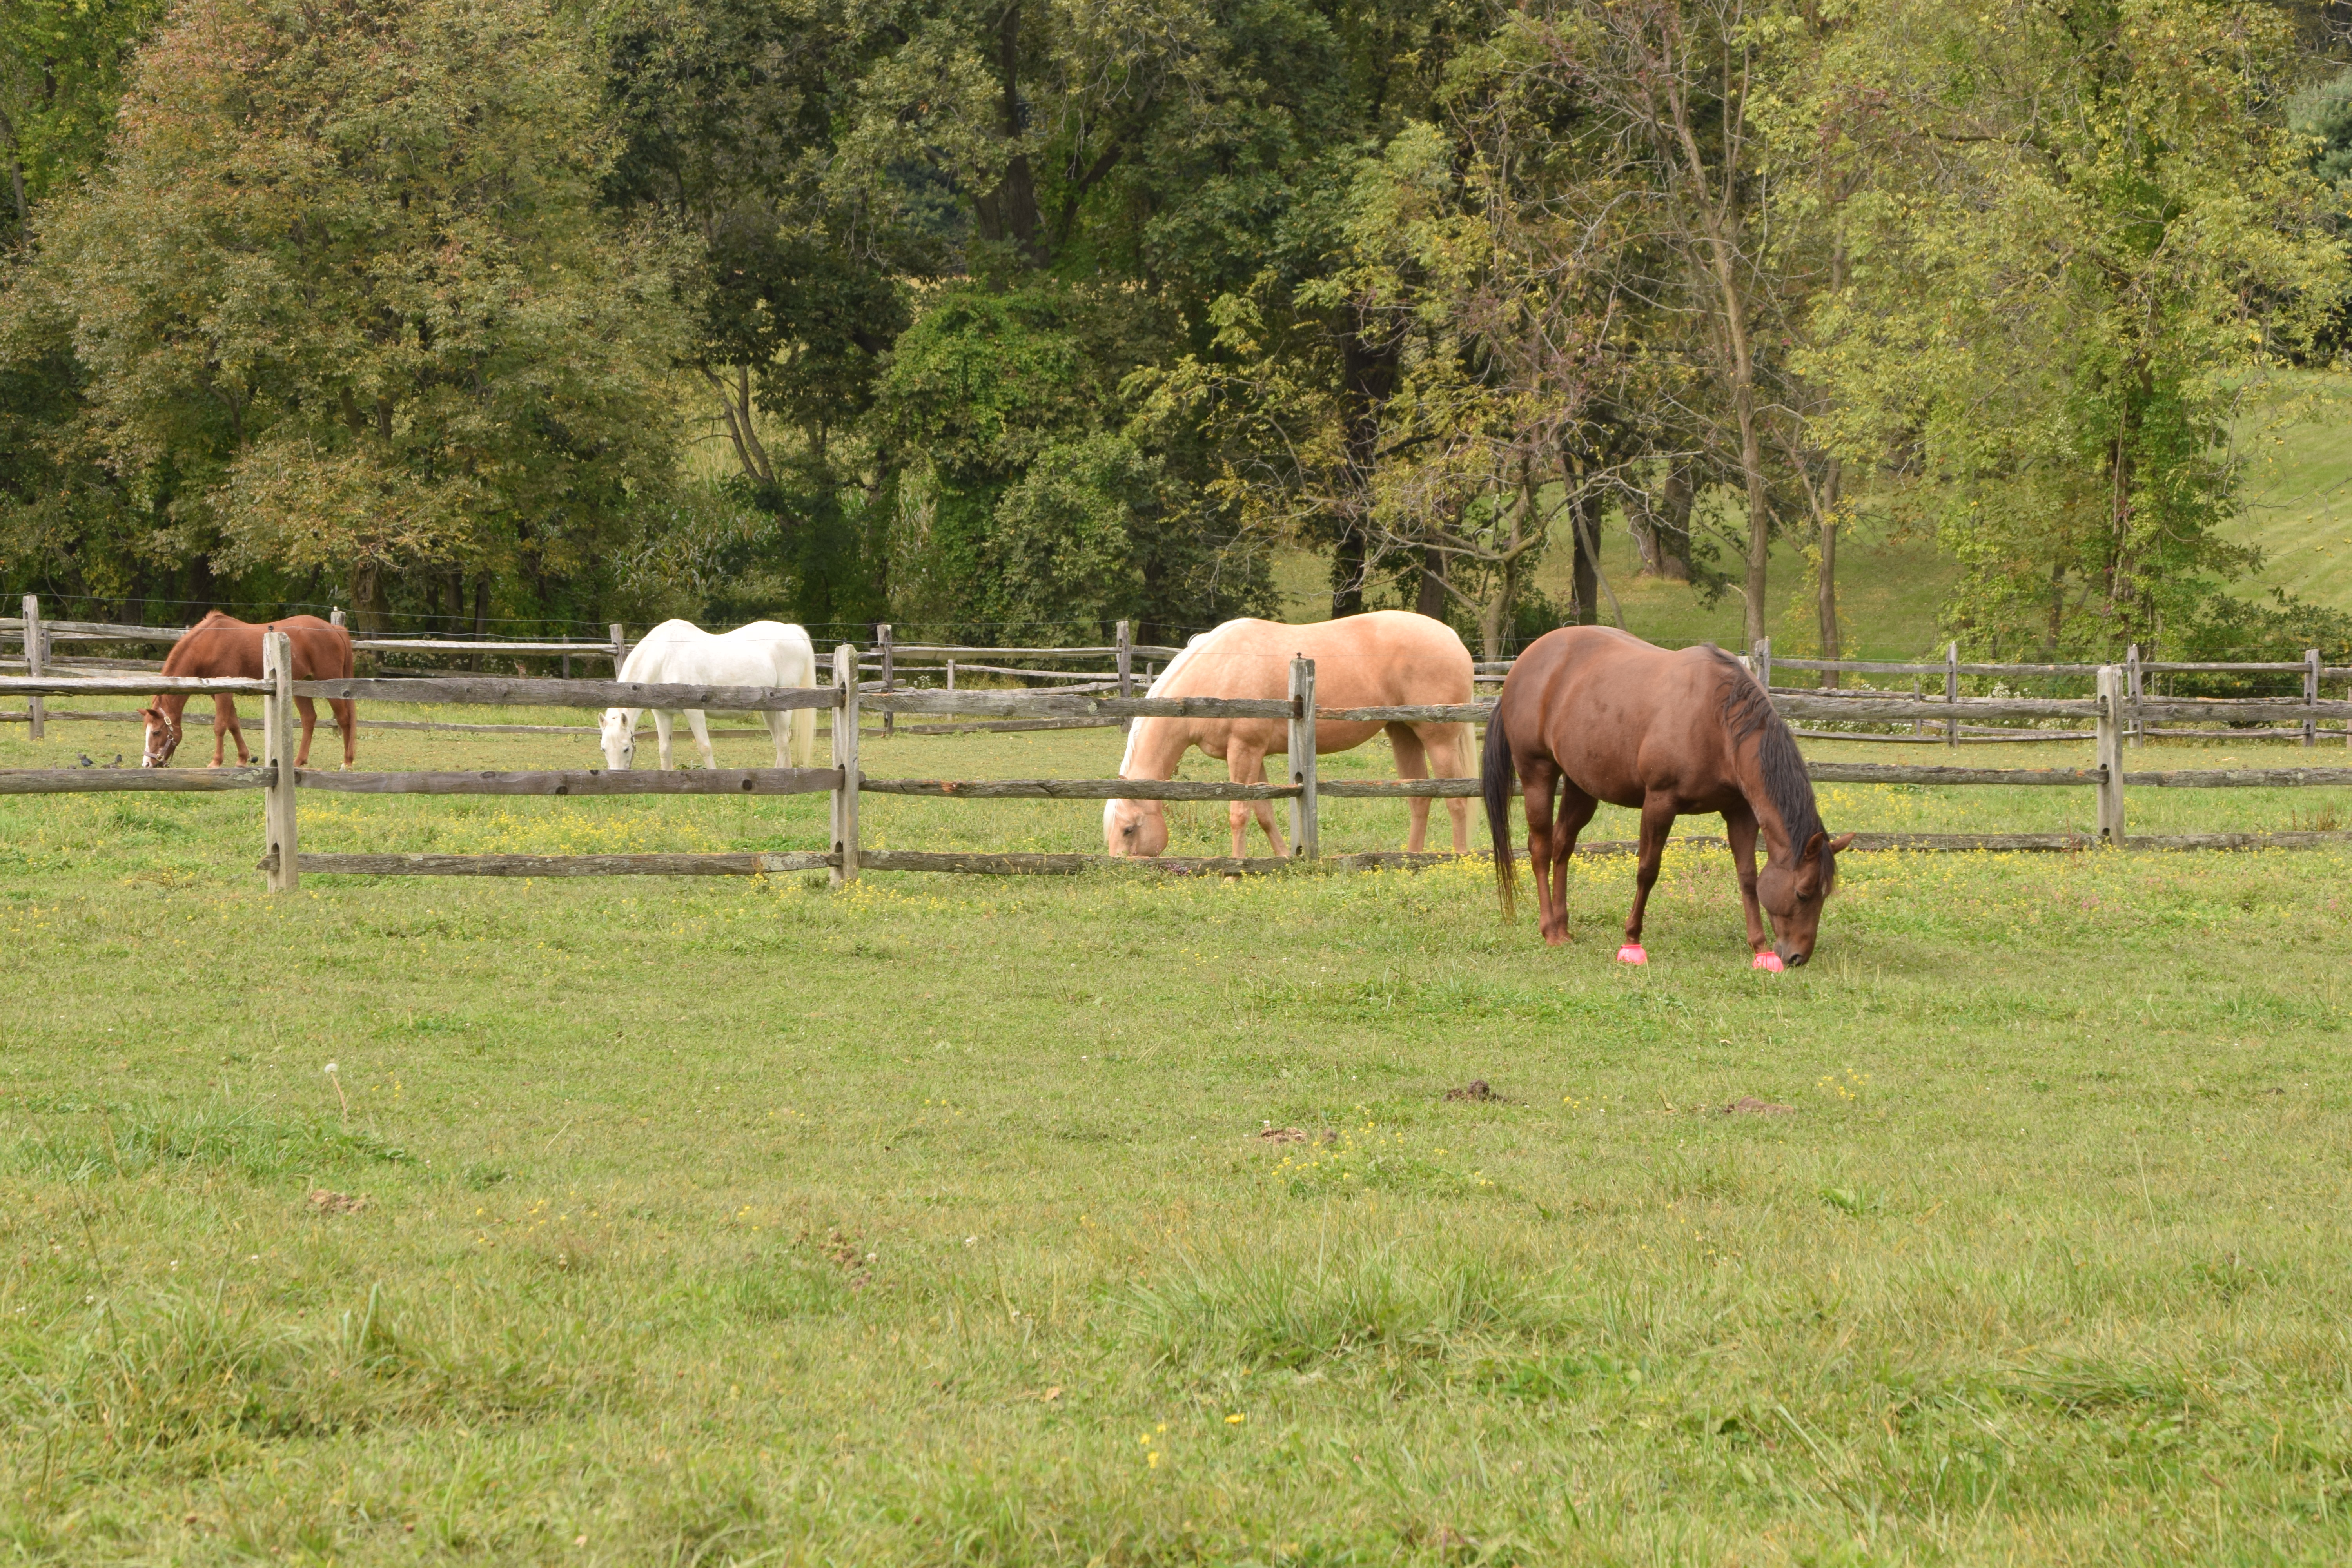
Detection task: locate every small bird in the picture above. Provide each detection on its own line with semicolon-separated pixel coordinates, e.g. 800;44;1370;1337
76;752;94;767
108;753;123;768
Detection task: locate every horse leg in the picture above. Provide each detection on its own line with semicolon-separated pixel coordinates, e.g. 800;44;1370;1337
214;695;245;766
686;710;716;770
1388;724;1432;851
1548;785;1598;942
1228;745;1287;858
1725;806;1769;953
294;696;318;768
1519;760;1563;943
330;699;357;768
765;711;788;770
1440;723;1474;852
653;711;676;770
1624;795;1677;948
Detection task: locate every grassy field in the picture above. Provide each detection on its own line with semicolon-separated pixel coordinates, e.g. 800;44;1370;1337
4;710;2352;1565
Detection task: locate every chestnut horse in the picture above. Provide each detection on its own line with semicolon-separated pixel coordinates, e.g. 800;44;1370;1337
1482;627;1852;969
142;612;356;769
1105;611;1475;858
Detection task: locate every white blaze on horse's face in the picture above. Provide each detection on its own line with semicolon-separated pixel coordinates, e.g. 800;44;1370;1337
599;709;636;770
139;706;178;767
1102;797;1167;857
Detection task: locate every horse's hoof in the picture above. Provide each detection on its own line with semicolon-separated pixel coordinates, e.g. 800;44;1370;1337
1752;951;1784;973
1616;943;1647;965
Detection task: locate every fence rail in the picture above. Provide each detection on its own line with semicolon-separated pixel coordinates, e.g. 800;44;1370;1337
10;638;2352;890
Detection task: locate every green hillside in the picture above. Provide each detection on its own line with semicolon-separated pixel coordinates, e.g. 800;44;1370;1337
2222;372;2352;613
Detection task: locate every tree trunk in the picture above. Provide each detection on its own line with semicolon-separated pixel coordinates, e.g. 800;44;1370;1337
1664;59;1769;644
470;574;490;671
1816;518;1839;689
0;106;26;237
1815;454;1842;689
1414;546;1447;620
973;2;1045;265
1570;495;1598;626
1651;465;1693;581
1332;332;1398;618
350;561;393;635
1330;528;1366;617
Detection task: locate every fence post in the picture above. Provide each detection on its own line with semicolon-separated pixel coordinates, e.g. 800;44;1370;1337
2096;664;2125;847
21;595;43;741
1116;619;1134;737
1944;641;1959;748
263;630;300;891
1912;674;1922;737
2305;648;2319;749
330;608;345;629
2126;643;2142;749
879;622;895;738
1288;655;1318;859
830;644;860;887
610;622;628;673
1753;635;1772;691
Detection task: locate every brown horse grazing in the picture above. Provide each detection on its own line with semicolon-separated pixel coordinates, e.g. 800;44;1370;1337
1481;627;1853;969
1106;612;1475;858
142;612;357;769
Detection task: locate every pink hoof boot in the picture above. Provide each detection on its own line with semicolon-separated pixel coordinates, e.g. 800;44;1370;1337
1752;951;1784;973
1616;943;1648;965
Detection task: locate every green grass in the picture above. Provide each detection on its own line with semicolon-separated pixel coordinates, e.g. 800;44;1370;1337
4;711;2351;1564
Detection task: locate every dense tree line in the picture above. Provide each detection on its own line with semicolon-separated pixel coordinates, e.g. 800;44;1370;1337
3;0;2350;657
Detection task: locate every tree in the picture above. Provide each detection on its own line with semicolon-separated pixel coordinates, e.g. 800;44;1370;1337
1802;0;2348;660
0;0;167;245
2;0;682;629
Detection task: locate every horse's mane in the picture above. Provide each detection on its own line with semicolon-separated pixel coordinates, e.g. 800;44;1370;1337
1118;620;1240;775
1707;647;1833;886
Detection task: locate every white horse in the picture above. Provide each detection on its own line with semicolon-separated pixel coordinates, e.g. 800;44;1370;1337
599;619;819;770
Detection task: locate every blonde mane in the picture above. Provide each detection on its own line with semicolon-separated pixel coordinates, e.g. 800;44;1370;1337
1116;619;1243;775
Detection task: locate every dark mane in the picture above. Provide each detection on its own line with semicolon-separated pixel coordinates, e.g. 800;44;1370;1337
1706;648;1833;885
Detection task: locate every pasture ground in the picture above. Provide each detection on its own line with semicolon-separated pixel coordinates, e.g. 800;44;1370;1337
3;708;2350;1565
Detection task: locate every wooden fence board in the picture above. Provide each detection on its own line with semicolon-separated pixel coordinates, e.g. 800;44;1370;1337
860;777;1296;800
2120;767;2352;788
290;677;839;710
0;675;269;697
868;690;1293;719
292;851;835;877
2128;699;2352;721
0;765;272;793
294;766;840;797
1316;703;1492;724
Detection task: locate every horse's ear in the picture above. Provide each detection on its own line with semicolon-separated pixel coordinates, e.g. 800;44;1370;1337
1828;833;1855;852
1801;831;1826;861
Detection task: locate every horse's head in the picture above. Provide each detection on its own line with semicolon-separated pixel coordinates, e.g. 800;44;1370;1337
1757;831;1856;966
139;704;182;767
1103;796;1167;857
599;708;637;770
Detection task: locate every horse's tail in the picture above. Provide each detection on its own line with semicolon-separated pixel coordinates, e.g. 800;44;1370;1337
791;703;816;769
1481;703;1518;921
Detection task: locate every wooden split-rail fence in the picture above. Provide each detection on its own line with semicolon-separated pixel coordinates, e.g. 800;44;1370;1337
4;638;2352;889
11;599;2349;747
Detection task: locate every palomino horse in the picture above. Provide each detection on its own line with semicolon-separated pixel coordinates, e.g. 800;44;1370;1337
1482;627;1853;969
600;619;818;770
142;612;356;769
1105;612;1475;858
